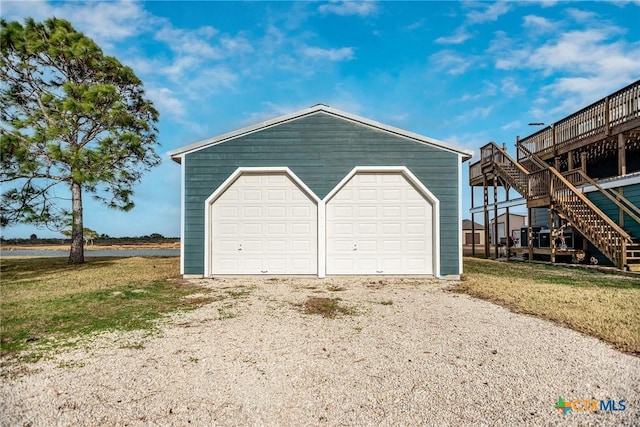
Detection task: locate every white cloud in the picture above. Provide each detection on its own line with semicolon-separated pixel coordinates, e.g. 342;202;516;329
318;1;378;16
146;87;186;118
221;35;254;55
436;27;472;45
466;2;511;24
457;81;498;102
430;51;475;75
406;19;426;31
566;8;598;22
155;24;222;59
501;78;524;97
522;15;555;32
501;120;522;131
1;0;153;49
444;131;490;155
302;46;355;61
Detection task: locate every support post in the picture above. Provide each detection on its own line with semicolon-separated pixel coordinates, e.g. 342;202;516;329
550;208;556;264
605;96;610;136
581;152;588;175
471;187;476;256
528;207;534;262
618;132;626;176
568;150;574;171
493;175;499;259
505;186;511;260
483;176;490;258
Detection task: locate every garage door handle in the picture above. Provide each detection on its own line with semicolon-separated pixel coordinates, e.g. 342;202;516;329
376;270;383;274
261;270;268;274
353;243;357;251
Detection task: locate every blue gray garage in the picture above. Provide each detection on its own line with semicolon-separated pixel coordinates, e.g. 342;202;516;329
169;105;472;278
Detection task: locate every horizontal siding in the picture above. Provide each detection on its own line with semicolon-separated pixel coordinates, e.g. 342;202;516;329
585;182;640;266
183;112;461;276
586;183;640;240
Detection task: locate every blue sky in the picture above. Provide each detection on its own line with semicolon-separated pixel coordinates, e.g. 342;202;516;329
1;0;639;239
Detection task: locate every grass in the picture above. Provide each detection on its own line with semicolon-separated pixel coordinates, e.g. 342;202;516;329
458;257;640;354
0;256;213;358
298;297;355;318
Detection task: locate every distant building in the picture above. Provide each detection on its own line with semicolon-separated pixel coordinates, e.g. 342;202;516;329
489;213;527;246
462;220;484;247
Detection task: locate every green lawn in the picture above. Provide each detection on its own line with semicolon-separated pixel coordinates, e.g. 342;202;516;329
1;257;212;359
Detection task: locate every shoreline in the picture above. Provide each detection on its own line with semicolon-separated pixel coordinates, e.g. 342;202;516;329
1;242;180;251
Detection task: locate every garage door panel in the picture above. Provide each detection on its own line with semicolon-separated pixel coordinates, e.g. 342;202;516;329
292;206;312;218
243;223;262;235
267;223;286;235
243;240;263;252
292;258;314;270
212;173;317;275
327;172;432;275
267;174;286;185
334;206;353;217
291;223;312;235
218;240;238;251
381;257;403;272
407;206;427;217
331;239;354;252
268;189;286;200
406;222;427;234
406;239;428;251
292;240;312;251
357;206;377;218
356;258;378;271
381;222;401;235
243;206;262;218
217;206;238;218
358;223;376;234
382;240;402;251
215;223;239;236
358;189;377;200
357;240;378;251
381;206;401;217
268;240;286;251
382;189;401;200
267;206;286;218
381;174;401;184
244;189;262;201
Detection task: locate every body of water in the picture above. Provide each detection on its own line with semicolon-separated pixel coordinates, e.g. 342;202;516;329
0;249;180;257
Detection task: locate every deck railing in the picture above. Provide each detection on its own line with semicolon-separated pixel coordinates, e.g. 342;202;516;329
517;79;640;160
469;161;482;182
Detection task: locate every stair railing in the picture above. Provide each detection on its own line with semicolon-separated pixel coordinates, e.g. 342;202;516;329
481;142;531;197
484;141;633;267
563;169;640;225
550;168;632;267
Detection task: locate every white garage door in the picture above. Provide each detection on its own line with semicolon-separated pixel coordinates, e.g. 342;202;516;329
326;172;432;275
211;173;317;275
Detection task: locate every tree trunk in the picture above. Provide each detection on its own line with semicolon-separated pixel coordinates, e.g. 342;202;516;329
69;181;84;264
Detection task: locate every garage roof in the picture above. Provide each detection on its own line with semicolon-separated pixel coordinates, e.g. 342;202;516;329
169;104;474;163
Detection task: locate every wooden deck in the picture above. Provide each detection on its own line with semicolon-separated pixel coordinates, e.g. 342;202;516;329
468;80;640;270
470;79;640;186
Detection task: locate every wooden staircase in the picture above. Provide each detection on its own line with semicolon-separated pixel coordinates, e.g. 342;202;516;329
481;142;638;270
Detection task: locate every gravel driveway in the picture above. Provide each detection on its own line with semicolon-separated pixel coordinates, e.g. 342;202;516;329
2;277;638;426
